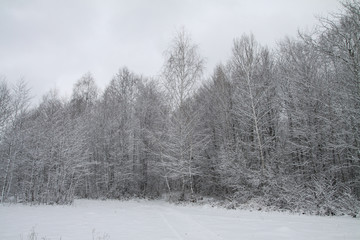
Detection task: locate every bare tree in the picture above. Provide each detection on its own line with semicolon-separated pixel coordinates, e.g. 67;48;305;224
1;79;31;203
230;34;268;172
70;72;99;116
161;29;206;196
299;0;360;205
0;78;11;139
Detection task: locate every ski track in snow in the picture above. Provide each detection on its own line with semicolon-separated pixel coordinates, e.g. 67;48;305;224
157;205;223;240
0;199;359;240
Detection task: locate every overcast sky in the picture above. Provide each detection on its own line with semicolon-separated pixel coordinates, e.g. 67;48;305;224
0;0;341;103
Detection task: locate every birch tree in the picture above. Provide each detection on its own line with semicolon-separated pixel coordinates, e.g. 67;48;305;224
161;29;205;196
230;34;273;173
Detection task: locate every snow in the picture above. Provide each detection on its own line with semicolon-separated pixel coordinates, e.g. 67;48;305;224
1;199;359;240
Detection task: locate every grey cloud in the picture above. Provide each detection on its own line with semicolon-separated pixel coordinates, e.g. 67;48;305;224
0;0;340;104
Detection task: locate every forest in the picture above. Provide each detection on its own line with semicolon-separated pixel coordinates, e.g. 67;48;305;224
0;1;359;216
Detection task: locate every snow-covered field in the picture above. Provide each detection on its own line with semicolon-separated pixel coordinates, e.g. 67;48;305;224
0;199;359;240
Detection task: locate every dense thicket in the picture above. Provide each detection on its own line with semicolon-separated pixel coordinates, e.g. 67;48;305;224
1;1;359;215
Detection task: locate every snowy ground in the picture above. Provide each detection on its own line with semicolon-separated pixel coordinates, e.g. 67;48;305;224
0;199;359;240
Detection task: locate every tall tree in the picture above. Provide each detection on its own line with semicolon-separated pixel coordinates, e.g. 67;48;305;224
91;67;141;197
70;72;98;116
230;34;277;173
300;0;360;202
0;79;31;203
161;29;206;196
135;80;168;196
0;79;11;140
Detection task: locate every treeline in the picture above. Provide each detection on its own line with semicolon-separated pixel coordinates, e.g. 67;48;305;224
1;1;359;215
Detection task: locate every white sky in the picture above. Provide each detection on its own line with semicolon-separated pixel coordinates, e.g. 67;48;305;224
0;0;341;104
